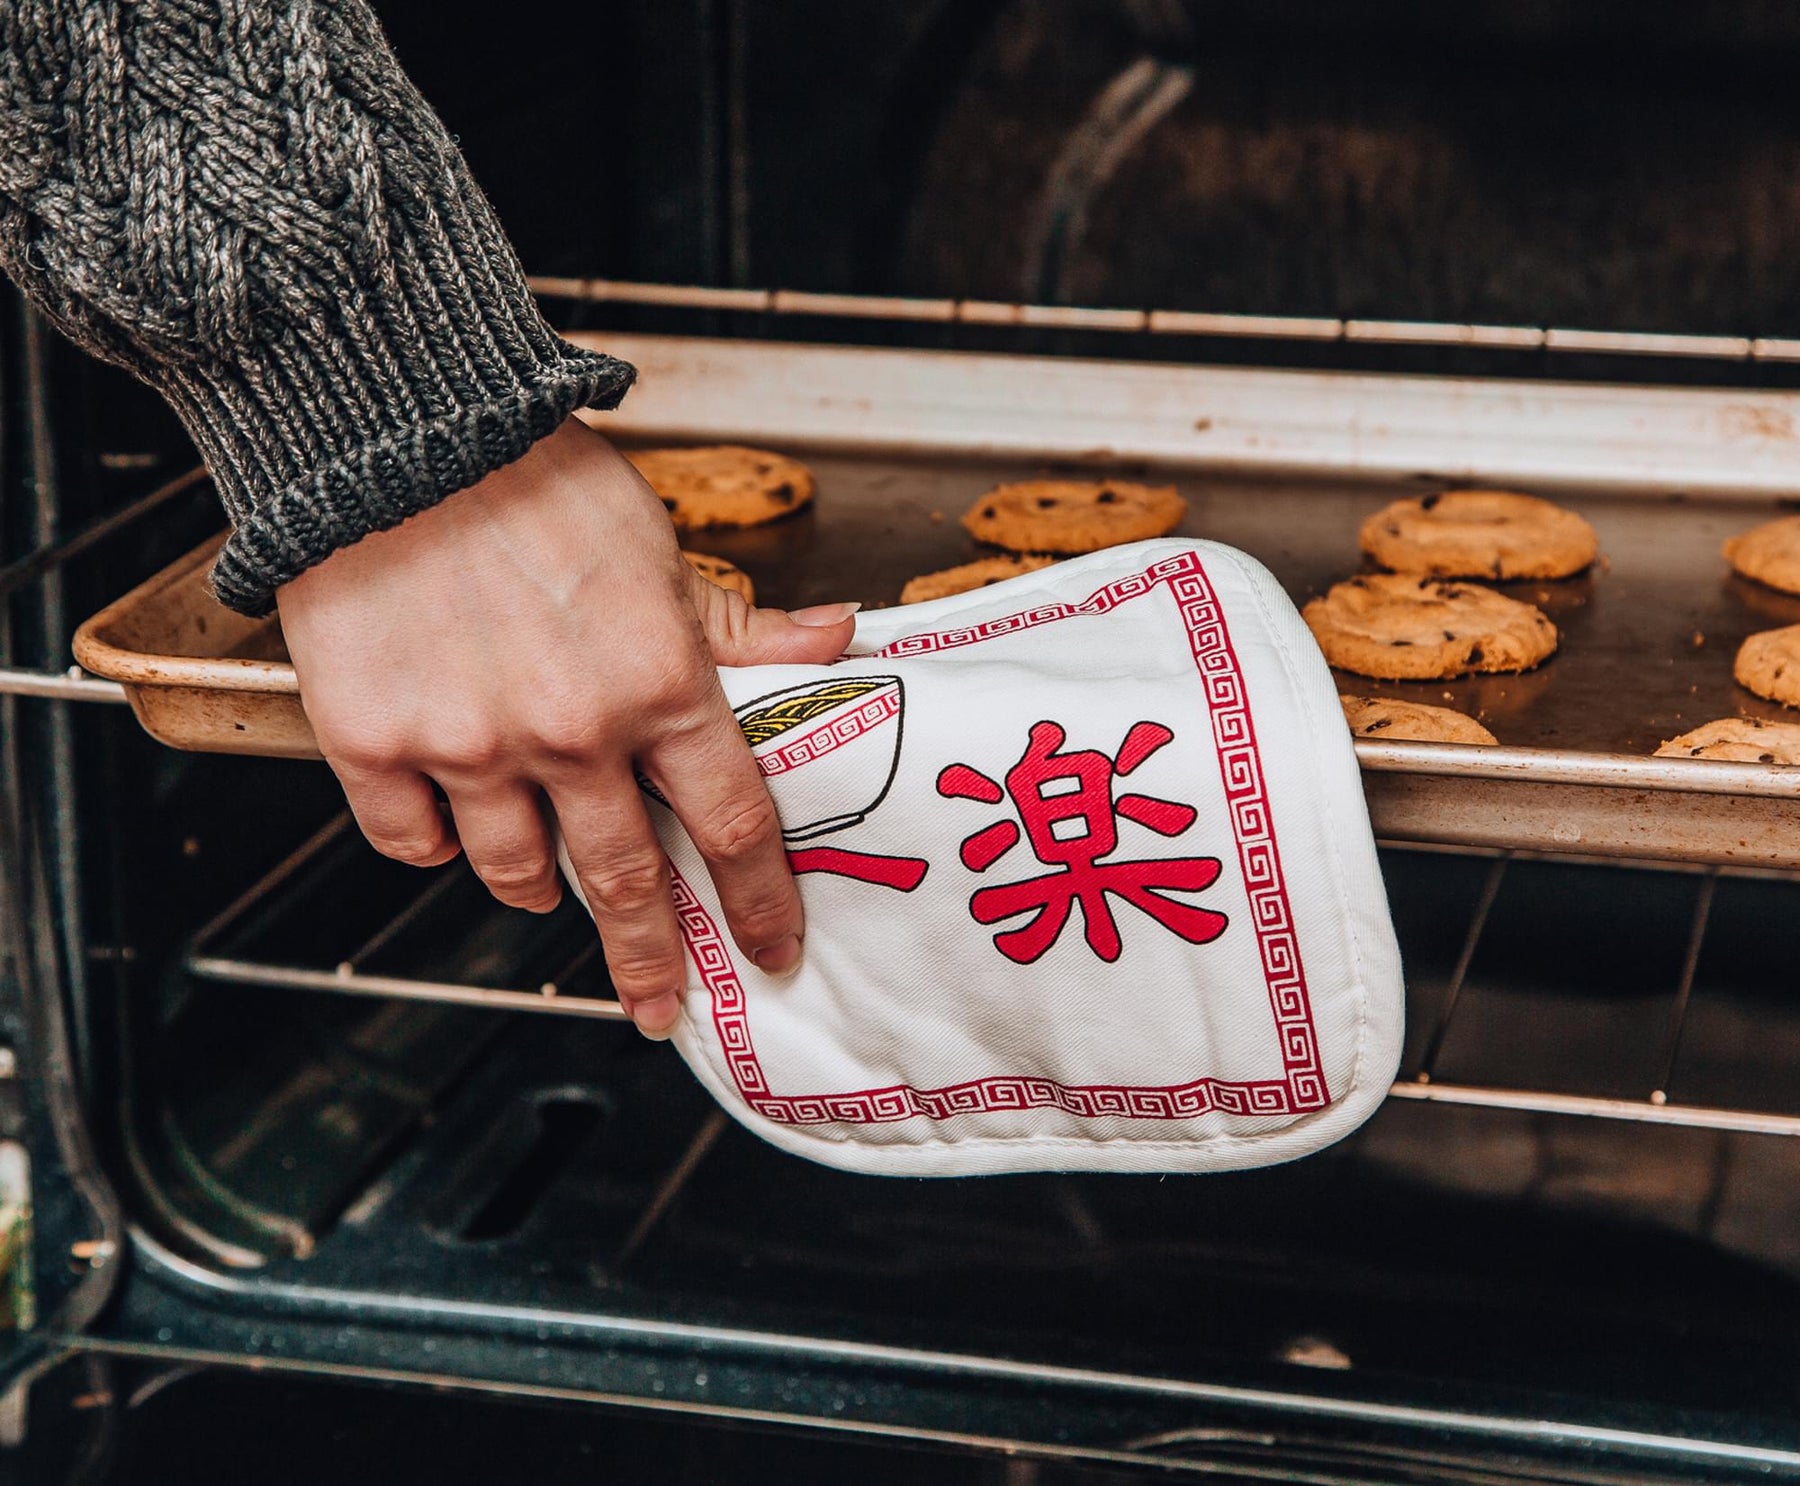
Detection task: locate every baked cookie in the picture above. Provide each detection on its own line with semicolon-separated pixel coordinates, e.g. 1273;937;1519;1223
1359;490;1598;580
1339;694;1497;745
961;479;1185;554
682;551;754;602
1734;623;1800;707
628;446;814;530
899;554;1055;605
1723;514;1800;596
1656;717;1800;763
1302;575;1558;681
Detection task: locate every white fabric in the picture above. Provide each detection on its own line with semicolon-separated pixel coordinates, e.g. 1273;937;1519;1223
558;539;1403;1176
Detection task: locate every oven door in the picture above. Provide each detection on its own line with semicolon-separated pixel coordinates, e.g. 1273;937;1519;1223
0;296;126;1402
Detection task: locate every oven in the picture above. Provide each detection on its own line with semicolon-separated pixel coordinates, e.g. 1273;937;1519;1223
2;2;1798;1479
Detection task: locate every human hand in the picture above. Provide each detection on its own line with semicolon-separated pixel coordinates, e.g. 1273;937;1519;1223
276;418;858;1039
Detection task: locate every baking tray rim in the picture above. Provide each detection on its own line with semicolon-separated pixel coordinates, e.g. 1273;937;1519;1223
73;533;302;697
70;533;1800;799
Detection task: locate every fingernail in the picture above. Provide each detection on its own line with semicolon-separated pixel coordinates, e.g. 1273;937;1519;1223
790;601;862;628
749;934;803;975
632;991;682;1041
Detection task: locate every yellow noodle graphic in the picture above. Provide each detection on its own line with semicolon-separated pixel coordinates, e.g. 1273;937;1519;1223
736;680;884;747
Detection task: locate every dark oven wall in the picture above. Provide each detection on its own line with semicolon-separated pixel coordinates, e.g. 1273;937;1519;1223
379;0;1800;340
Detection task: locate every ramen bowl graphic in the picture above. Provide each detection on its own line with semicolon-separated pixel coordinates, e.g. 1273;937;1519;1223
735;676;905;842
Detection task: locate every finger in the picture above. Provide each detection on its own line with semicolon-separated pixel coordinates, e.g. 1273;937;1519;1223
549;775;687;1039
644;695;805;976
442;782;562;913
333;763;462;868
686;566;859;668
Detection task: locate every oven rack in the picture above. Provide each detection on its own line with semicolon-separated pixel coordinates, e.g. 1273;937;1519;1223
530;275;1800;365
184;816;631;1025
0;463;205;706
180;816;1800;1140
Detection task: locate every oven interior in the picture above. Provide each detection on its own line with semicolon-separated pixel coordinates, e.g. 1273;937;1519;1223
5;1;1800;1478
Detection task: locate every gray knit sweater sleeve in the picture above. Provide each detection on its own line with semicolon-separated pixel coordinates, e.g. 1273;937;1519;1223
0;0;635;615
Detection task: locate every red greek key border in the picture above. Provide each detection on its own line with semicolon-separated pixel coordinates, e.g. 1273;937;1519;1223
674;550;1329;1124
755;688;901;777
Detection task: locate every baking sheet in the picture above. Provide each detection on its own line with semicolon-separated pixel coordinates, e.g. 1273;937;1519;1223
665;450;1800;758
73;333;1800;866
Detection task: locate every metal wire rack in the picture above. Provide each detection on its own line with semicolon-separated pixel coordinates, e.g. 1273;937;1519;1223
178;815;1800;1139
528;276;1800;364
184;816;631;1025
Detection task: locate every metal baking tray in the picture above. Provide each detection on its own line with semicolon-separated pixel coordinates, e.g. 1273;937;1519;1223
73;532;312;758
73;331;1800;866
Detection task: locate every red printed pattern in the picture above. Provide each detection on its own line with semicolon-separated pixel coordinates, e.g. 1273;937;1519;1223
677;550;1328;1124
674;866;1297;1122
755;689;900;777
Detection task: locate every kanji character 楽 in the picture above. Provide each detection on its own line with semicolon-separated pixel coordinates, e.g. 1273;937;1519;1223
937;720;1226;964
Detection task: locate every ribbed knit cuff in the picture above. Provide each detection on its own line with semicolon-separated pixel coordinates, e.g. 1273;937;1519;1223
193;347;634;615
0;0;644;617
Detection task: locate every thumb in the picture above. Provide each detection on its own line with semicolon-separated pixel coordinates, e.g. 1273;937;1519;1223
691;571;861;667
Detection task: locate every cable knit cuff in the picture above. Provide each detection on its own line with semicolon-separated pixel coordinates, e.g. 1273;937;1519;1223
195;348;634;615
0;0;640;617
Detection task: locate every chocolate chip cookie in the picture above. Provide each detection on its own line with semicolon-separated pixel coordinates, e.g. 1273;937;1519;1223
1303;575;1558;681
961;479;1185;554
1339;694;1498;745
899;554;1055;605
1656;717;1800;763
1359;490;1598;580
628;446;814;530
1734;623;1800;706
682;551;754;602
1724;515;1800;596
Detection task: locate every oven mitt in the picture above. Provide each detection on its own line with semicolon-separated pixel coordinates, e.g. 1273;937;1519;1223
558;538;1403;1176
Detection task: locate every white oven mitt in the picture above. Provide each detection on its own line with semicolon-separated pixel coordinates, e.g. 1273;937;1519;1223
559;539;1402;1176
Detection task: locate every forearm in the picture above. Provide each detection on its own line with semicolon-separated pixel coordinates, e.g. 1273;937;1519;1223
0;0;633;614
